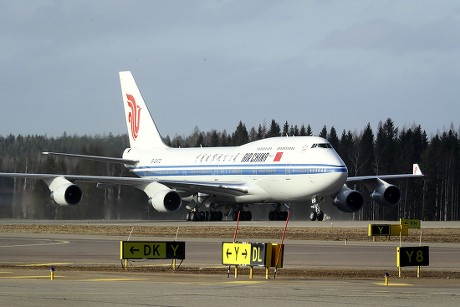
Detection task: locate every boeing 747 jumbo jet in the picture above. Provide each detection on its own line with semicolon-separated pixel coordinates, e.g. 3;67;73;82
0;71;423;221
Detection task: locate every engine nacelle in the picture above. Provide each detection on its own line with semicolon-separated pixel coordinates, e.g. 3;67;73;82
371;180;400;207
333;185;364;213
143;182;182;212
46;176;82;206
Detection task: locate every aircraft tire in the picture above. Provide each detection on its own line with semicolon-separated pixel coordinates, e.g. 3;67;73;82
316;211;324;221
209;211;222;221
280;211;288;221
309;212;317;221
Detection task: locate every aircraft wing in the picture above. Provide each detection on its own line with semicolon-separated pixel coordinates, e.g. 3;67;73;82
0;172;248;196
159;180;249;196
0;172;150;185
42;152;138;165
346;164;424;183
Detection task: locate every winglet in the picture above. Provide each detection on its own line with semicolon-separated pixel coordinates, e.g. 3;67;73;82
413;164;423;176
119;71;168;149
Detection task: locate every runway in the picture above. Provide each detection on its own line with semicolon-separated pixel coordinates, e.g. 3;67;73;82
0;220;459;306
0;233;459;271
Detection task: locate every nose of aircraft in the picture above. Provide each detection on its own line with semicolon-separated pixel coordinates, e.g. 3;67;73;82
327;148;349;186
326;148;348;172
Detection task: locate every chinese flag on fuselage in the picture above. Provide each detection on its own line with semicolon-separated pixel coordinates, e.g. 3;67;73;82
273;152;283;162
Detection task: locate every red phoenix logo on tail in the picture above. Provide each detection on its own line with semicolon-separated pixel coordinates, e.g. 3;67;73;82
126;94;141;140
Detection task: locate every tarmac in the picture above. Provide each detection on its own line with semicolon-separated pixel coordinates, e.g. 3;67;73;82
1;220;459;306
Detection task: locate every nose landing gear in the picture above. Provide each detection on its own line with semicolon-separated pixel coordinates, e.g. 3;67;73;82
309;197;324;221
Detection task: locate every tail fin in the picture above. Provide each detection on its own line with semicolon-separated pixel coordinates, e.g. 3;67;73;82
119;71;167;149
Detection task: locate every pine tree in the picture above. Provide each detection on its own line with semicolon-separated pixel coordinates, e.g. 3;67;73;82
232;121;249;145
267;120;281;138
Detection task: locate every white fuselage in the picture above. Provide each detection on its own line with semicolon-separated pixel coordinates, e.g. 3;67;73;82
122;136;348;203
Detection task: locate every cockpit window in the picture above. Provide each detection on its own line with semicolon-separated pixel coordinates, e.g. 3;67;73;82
311;143;332;149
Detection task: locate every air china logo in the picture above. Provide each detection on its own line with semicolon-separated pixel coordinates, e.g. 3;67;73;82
126;94;142;140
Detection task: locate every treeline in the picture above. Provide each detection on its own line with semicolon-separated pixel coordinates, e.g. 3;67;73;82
0;118;459;221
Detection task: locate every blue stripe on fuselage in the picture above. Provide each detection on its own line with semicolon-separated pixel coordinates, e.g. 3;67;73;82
129;163;347;178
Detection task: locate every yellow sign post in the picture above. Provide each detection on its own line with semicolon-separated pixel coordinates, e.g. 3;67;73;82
396;246;429;277
222;242;284;279
222;242;251;266
270;243;284;268
390;224;408;236
400;218;421;229
368;224;408;240
368;224;391;237
120;241;185;260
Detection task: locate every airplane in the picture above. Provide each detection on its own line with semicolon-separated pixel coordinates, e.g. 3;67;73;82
0;71;424;222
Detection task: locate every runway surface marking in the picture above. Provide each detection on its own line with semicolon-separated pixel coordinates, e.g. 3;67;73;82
0;275;52;279
0;239;69;248
224;280;266;285
84;277;148;282
373;282;413;286
17;262;73;267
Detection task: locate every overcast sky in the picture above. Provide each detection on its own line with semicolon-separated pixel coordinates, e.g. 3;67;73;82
1;0;459;139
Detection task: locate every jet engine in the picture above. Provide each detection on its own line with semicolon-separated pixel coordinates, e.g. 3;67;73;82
45;176;82;206
370;179;400;207
143;182;182;212
333;185;364;212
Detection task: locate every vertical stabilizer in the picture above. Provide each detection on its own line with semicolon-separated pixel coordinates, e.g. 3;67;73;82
119;71;167;149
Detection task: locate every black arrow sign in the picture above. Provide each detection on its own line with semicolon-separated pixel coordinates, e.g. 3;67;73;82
130;246;140;254
242;249;248;258
226;248;232;257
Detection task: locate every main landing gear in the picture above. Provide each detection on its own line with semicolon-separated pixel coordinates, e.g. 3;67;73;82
185;195;224;221
309;197;324;221
185;195;252;222
186;206;252;222
268;203;290;221
186;209;223;221
229;207;253;221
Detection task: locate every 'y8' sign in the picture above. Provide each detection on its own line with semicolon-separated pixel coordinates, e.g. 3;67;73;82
397;246;429;267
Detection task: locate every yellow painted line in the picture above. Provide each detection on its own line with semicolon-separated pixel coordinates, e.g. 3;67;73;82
0;240;69;248
85;278;147;282
17;263;73;267
0;275;144;282
0;276;53;279
225;281;265;285
374;282;412;286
